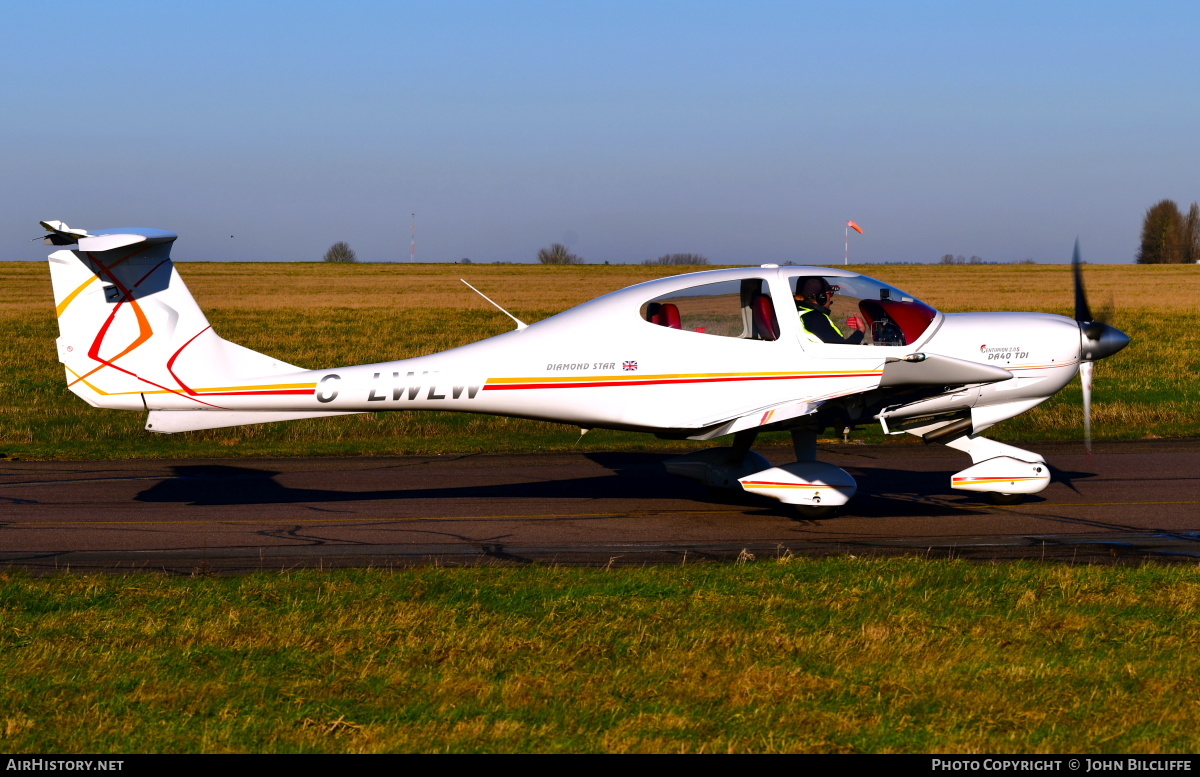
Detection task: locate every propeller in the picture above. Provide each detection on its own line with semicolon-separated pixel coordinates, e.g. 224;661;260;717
1072;239;1130;453
1080;359;1093;452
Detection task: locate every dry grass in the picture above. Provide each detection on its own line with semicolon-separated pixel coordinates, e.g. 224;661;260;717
6;260;1194;315
2;559;1200;753
1;261;1196;460
0;261;682;315
860;263;1196;315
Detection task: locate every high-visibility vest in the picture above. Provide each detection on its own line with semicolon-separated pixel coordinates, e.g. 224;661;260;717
798;307;844;344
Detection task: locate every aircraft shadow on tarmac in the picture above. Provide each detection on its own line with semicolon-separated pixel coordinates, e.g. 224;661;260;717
131;452;1096;519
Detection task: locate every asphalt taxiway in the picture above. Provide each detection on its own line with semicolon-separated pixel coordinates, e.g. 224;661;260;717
1;439;1197;572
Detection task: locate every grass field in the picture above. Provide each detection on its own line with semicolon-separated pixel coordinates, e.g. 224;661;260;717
1;261;1197;460
3;558;1200;754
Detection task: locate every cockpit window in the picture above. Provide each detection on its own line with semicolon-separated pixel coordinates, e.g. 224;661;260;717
641;279;778;340
786;274;938;346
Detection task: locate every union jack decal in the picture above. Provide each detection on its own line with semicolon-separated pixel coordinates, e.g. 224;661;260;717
623;360;638;371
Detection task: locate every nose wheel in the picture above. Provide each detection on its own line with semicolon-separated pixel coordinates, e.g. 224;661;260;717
985;491;1025;506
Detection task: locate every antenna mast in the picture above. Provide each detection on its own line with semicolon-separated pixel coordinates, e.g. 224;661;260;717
410;213;416;263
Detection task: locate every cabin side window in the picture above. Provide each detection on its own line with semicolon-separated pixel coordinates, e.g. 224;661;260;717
640;279;779;340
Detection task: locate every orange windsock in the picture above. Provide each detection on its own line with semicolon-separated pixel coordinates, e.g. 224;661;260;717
847;220;864;234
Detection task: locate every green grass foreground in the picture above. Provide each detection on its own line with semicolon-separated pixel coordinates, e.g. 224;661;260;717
3;558;1200;753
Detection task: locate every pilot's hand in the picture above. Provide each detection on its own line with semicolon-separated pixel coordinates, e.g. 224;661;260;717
845;315;864;331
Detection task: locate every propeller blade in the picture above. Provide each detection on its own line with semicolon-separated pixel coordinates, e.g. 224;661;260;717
1080;360;1093;455
1072;240;1129;454
1072;238;1093;324
1074;239;1111;352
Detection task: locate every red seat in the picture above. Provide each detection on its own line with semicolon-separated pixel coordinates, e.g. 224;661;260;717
661;303;681;329
751;293;779;341
647;302;683;329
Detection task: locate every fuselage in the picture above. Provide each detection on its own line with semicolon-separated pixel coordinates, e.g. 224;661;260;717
147;266;1085;437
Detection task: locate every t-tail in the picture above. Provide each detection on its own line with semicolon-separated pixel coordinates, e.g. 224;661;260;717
41;220;353;432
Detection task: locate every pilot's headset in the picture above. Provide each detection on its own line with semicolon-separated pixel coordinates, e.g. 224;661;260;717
796;277;836;308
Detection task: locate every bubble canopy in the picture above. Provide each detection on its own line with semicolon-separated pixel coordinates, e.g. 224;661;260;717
628;267;940;348
786;273;928;308
783;271;939;346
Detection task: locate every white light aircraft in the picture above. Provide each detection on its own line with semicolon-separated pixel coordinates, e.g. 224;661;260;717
40;220;1129;516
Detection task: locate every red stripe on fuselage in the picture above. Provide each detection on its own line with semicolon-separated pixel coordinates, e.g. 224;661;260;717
483;372;878;391
195;389;317;397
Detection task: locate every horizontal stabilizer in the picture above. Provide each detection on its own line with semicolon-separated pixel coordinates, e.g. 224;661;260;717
40;220;178;249
878;354;1012;388
40;220;89;240
145;410;363;434
77;233;148;252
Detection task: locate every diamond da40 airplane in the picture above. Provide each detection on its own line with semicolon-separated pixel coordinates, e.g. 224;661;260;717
40;220;1129;516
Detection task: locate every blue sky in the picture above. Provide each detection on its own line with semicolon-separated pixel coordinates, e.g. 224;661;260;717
3;1;1198;264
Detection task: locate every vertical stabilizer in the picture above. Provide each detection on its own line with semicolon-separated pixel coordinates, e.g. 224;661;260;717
44;221;301;411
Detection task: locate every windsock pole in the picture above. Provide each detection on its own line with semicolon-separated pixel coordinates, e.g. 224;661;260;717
845;220;863;265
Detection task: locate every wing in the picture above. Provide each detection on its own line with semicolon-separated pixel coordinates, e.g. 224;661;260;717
684;397;825;441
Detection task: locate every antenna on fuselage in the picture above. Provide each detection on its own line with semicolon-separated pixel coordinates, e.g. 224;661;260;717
460;279;528;331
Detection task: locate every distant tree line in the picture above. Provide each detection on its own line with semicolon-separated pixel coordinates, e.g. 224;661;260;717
938;254;986;265
643;253;709;265
536;246;712;265
1138;199;1200;264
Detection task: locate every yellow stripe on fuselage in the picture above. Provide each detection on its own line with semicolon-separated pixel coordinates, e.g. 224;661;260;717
63;366;317;397
488;369;882;385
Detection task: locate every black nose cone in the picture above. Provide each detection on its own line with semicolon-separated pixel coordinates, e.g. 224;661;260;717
1081;322;1130;361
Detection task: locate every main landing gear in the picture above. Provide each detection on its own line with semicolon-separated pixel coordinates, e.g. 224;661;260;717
665;421;1052;516
664;427;857;519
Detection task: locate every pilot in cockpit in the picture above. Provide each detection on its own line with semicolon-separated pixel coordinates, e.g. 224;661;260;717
794;277;865;345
